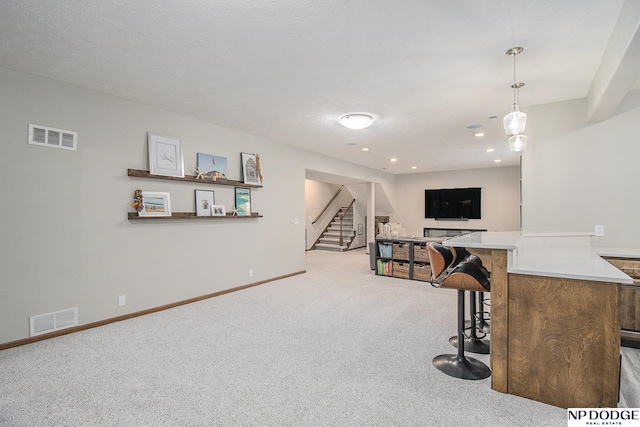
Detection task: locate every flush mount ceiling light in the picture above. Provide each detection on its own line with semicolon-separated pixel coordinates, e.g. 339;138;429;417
503;47;528;152
339;113;374;130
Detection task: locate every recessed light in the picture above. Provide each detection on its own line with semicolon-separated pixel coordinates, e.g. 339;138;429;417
487;148;495;152
361;147;369;152
474;132;485;137
494;159;502;163
338;113;374;130
411;166;417;169
390;158;397;162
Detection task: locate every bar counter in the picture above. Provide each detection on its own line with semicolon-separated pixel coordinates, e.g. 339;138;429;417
443;231;634;409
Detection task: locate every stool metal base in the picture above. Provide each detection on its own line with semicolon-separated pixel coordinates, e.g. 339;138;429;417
432;354;491;380
465;319;490;334
449;335;490;354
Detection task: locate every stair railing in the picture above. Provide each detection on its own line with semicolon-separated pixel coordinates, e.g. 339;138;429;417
311;185;345;225
339;199;356;246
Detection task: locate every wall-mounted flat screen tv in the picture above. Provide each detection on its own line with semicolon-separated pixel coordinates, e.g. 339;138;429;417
425;187;481;220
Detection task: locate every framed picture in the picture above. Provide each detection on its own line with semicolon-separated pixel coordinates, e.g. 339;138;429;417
195;190;215;217
358;223;363;235
197;153;228;181
241;152;262;185
148;133;184;177
234;187;251;216
139;191;172;217
211;205;226;217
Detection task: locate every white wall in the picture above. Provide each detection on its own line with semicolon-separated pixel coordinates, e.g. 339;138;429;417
0;68;395;344
391;167;521;238
522;98;640;247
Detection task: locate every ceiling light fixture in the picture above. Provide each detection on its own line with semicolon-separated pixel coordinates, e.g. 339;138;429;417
339;113;374;130
503;47;528;152
508;134;527;152
361;147;370;152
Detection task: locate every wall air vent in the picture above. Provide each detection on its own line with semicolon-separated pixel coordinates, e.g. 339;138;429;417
29;307;78;337
28;124;77;151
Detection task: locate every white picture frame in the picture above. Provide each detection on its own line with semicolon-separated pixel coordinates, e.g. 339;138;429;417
241;152;262;185
195;190;215;217
211;205;226;217
148;133;184;177
139;191;172;217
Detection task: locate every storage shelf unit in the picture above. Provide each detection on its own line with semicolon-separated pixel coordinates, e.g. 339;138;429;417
375;238;432;282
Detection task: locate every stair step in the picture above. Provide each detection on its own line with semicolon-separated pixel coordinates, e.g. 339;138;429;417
315;243;348;252
319;238;350;244
325;229;355;235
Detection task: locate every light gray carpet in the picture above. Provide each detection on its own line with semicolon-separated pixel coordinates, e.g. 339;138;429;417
0;248;637;426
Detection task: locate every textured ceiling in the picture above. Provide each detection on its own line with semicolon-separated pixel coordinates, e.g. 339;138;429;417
0;0;628;174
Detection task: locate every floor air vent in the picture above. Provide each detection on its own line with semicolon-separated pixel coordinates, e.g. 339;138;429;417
29;307;78;337
28;124;77;151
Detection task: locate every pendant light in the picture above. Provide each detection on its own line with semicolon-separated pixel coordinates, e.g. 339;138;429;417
503;47;526;136
508;134;527;152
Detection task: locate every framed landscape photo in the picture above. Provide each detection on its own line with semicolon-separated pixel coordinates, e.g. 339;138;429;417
197;153;228;181
234;187;251;216
148;133;184;177
139;191;172;217
195;190;215;217
241;152;262;185
211;205;226;217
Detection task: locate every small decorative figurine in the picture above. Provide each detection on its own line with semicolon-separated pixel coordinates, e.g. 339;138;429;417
132;189;143;212
255;154;263;183
192;167;206;180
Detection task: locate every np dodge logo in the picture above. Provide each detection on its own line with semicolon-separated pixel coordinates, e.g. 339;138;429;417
567;409;640;426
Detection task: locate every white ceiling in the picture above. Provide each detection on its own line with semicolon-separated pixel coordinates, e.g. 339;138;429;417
0;0;631;174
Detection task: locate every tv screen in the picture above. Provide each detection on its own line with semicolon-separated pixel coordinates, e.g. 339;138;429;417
425;188;481;219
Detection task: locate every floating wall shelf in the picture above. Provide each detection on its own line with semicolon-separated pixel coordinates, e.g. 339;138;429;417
127;169;262;220
127;212;262;220
127;169;263;188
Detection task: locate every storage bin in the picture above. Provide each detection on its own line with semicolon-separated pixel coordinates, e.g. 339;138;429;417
392;261;410;279
413;243;429;263
413;263;432;282
392;242;410;261
378;243;392;259
377;259;392;276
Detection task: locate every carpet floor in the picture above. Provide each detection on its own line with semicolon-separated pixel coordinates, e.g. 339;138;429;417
0;248;637;426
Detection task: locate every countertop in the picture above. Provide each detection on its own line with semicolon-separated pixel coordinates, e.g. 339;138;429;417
443;232;635;285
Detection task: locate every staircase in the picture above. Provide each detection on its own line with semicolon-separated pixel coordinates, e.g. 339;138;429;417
315;206;355;252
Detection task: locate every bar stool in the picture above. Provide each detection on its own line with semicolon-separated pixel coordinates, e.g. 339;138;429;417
427;242;491;380
449;255;490;355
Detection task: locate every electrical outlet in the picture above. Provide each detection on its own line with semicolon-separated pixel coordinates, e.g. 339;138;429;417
249;269;253;277
595;225;605;237
118;295;126;306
